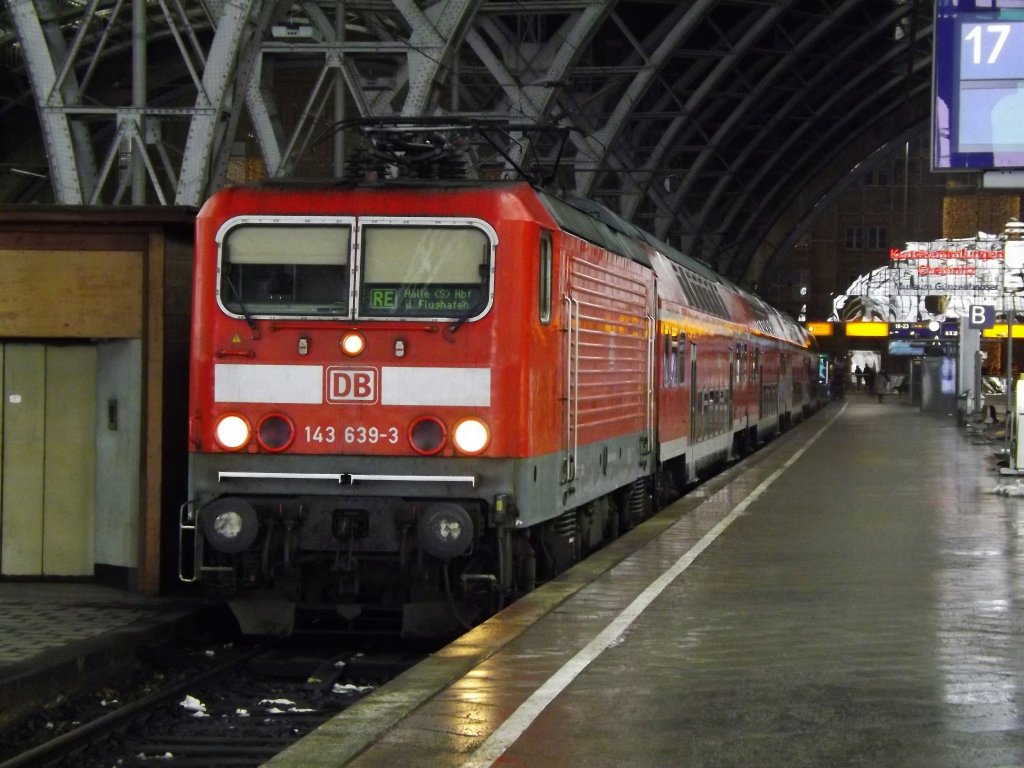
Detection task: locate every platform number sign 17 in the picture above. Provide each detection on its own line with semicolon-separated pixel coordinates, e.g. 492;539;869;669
962;24;1012;67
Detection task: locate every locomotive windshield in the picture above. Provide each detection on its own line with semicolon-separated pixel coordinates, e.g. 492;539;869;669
216;218;493;321
220;223;352;316
359;224;491;318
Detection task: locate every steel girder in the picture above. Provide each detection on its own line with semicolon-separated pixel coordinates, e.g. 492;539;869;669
8;0;90;203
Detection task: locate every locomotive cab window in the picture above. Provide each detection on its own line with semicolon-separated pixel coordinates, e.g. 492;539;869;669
219;222;352;317
359;222;493;319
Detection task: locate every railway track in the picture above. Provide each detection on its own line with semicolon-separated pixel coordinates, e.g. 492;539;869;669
0;637;427;768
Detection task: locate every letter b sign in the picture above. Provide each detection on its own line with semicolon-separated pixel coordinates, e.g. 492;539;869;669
969;304;995;330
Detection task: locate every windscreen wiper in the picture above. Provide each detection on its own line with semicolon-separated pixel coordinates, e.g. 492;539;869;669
224;274;261;340
444;297;486;339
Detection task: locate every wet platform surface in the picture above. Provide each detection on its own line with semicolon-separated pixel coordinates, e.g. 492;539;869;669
268;398;1024;767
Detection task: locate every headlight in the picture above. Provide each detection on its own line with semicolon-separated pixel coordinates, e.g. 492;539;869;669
409;416;447;455
452;417;490;455
341;332;365;356
257;414;295;452
214;414;251;451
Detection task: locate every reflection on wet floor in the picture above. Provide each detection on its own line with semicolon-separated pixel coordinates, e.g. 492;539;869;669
498;402;1024;767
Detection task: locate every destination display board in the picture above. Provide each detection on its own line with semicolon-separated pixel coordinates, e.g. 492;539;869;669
888;320;960;340
360;284;483;317
933;1;1024;170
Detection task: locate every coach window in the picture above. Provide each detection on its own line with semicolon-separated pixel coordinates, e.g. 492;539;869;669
360;224;493;319
676;333;686;384
220;223;351;316
662;332;676;386
662;331;687;387
539;231;553;324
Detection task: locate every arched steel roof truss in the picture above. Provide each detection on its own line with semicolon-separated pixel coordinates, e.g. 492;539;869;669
0;0;934;285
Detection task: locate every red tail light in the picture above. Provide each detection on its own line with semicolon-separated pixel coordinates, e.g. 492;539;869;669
409;416;446;455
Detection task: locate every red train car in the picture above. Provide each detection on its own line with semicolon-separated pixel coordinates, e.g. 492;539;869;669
180;177;819;636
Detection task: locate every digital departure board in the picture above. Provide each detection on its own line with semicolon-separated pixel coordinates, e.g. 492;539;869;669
933;1;1024;171
888;321;960;340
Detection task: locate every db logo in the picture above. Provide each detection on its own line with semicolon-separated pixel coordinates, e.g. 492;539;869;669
326;367;378;403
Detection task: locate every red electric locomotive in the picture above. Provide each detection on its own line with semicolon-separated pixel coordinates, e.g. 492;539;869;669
180;141;819;636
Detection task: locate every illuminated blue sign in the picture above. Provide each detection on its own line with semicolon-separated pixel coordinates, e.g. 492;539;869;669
934;1;1024;171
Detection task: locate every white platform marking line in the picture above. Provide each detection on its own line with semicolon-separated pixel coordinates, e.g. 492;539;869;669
462;403;845;768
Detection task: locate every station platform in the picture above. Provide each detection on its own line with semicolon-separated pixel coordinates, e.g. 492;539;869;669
0;581;209;726
266;397;1024;768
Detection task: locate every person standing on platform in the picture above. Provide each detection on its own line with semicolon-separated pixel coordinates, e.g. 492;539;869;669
831;363;845;400
874;369;888;403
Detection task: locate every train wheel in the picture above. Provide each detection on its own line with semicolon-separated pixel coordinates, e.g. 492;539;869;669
603;496;620;543
654;468;679;508
514;535;536;595
581;497;614;554
619;477;651;531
